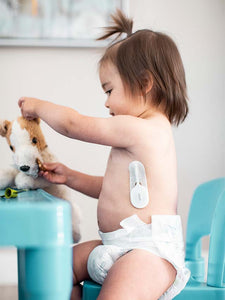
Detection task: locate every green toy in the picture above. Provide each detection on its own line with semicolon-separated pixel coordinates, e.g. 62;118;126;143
0;188;28;199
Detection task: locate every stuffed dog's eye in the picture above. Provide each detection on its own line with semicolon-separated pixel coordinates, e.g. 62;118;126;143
32;137;37;144
10;145;14;151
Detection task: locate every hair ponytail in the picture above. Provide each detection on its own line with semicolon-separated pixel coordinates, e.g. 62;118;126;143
97;9;133;42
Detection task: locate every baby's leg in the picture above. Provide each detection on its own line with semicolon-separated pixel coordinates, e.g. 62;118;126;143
71;240;102;300
98;249;176;300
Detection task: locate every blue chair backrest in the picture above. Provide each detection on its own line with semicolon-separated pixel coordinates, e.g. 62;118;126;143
207;189;225;287
185;178;225;282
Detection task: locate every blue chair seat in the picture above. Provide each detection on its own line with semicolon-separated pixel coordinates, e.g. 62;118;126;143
83;280;101;300
174;277;225;300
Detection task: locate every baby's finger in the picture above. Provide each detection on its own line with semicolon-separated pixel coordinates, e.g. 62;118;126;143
43;171;59;184
43;162;58;171
42;171;51;181
38;170;44;177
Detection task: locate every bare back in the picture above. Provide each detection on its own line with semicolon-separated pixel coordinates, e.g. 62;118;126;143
98;115;177;232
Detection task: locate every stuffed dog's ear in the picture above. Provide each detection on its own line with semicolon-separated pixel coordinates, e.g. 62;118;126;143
33;118;40;125
20;116;40;125
0;120;11;137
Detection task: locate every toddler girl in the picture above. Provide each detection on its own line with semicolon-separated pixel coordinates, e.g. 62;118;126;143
19;10;190;300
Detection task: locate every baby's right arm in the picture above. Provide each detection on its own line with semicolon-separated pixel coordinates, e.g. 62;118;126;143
18;97;142;149
41;162;103;199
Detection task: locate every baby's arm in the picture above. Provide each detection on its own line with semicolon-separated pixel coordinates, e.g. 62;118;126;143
67;170;103;199
18;97;141;148
42;162;103;199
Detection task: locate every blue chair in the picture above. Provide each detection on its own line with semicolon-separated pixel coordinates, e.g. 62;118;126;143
0;189;73;300
174;177;225;299
82;178;225;300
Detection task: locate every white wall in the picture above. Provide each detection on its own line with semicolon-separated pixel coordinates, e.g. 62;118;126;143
0;0;224;284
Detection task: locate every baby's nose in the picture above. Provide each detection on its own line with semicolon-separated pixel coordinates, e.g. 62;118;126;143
105;100;109;108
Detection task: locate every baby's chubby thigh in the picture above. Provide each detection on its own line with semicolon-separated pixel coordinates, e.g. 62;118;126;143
72;240;102;285
98;249;177;300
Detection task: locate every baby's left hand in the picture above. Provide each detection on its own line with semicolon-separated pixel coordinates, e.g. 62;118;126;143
18;97;40;120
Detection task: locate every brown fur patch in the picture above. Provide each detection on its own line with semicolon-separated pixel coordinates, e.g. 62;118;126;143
17;117;47;151
0;120;11;137
4;121;13;151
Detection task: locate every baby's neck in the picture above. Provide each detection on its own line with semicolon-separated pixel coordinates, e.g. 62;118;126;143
138;108;167;121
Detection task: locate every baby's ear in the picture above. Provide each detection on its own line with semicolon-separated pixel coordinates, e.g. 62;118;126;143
0;120;11;137
140;70;154;95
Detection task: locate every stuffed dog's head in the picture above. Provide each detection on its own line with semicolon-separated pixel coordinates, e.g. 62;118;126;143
0;117;47;178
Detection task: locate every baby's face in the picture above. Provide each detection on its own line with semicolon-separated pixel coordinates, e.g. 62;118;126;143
100;62;145;117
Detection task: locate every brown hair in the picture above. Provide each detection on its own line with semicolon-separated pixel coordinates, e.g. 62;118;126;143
98;10;188;125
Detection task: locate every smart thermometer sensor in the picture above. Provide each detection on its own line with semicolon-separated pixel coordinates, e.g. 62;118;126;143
129;161;149;208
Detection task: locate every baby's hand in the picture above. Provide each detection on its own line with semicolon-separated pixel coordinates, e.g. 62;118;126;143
18;97;40;120
39;162;68;185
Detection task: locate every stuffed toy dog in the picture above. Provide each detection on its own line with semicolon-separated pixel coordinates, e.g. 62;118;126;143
0;116;81;242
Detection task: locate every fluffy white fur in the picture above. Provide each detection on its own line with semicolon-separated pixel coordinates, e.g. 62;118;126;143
0;117;81;242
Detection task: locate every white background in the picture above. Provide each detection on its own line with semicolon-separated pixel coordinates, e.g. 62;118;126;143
0;0;224;284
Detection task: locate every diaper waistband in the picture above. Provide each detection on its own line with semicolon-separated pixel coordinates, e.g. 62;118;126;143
120;214;147;230
99;214;182;242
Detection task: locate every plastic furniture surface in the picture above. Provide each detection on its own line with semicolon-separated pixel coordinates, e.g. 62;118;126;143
83;281;101;300
185;177;225;282
174;179;225;299
0;189;73;300
82;178;225;300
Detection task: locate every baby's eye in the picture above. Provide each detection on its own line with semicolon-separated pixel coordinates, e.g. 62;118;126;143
105;89;112;96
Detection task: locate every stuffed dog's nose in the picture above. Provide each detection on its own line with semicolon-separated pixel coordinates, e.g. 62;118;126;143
20;165;30;172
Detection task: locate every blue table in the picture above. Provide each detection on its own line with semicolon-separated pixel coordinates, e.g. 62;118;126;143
0;189;73;300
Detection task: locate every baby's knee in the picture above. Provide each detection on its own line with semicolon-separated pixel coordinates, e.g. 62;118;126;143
87;245;126;285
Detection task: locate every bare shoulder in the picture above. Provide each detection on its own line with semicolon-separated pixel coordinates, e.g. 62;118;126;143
130;115;173;149
148;116;173;139
102;114;172;149
114;114;169;135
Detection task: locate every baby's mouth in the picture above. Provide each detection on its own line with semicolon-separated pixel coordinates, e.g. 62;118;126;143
110;112;115;116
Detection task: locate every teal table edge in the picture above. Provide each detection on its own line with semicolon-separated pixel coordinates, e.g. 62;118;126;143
0;188;73;247
0;188;73;300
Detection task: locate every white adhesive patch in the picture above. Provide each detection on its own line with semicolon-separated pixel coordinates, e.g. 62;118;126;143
129;161;149;208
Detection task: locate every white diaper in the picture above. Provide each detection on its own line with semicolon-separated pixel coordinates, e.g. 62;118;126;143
87;214;190;299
